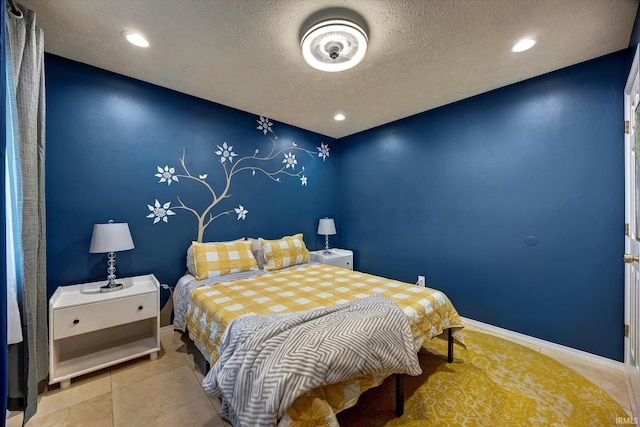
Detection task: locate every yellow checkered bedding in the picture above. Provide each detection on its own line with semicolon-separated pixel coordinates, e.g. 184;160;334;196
185;263;464;426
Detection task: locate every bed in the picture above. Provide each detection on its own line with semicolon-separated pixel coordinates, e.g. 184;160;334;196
173;236;465;426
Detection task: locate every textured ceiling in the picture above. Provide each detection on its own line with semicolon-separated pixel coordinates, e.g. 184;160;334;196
15;0;639;138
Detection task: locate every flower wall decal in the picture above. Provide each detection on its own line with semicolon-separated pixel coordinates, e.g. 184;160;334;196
234;205;248;220
146;117;327;242
317;142;330;161
146;199;176;223
215;142;238;163
283;152;297;169
256;116;273;135
155;166;179;185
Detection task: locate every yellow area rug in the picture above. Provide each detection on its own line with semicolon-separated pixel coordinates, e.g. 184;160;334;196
337;330;628;426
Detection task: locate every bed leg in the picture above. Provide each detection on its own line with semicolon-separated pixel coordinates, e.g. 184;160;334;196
395;374;404;417
447;328;454;363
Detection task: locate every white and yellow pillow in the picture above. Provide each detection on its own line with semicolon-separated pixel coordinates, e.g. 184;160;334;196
259;233;310;271
193;240;258;280
186;238;244;276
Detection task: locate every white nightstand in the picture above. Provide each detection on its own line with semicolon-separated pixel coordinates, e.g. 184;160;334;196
310;248;353;270
49;274;161;389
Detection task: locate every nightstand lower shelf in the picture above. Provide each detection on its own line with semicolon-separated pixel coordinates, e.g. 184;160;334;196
53;335;159;387
51;318;160;388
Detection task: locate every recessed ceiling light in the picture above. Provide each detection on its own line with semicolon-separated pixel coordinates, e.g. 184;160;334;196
301;19;368;72
512;38;535;53
334;113;346;121
122;30;149;48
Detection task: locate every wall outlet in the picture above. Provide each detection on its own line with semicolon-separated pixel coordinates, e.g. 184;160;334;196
417;275;425;287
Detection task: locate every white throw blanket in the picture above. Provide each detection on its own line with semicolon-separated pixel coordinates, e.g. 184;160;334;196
202;294;422;427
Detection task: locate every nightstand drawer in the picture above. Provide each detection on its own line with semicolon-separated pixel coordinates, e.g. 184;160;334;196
328;257;352;269
53;293;157;339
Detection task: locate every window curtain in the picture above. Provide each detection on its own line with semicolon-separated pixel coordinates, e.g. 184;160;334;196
5;0;23;349
5;1;47;424
2;0;9;422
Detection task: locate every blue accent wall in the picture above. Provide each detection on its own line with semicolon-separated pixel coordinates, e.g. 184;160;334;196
337;50;629;361
45;55;337;304
45;48;632;360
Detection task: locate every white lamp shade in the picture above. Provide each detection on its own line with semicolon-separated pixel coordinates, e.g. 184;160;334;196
317;218;336;235
89;222;135;253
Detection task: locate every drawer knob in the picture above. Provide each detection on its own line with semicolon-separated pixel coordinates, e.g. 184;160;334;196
138;305;143;310
73;319;79;324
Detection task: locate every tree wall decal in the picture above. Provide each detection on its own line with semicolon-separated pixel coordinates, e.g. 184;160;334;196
146;116;330;242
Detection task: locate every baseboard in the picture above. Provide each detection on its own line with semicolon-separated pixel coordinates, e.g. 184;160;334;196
160;325;175;336
461;316;624;372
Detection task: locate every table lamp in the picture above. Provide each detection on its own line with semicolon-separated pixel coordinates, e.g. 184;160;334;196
89;220;135;292
317;217;336;254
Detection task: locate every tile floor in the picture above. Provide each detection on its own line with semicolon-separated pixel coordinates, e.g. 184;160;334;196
6;325;638;426
7;331;230;427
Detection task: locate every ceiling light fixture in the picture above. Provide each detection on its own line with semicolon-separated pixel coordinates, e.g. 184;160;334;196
301;19;368;72
512;38;535;53
334;113;346;121
121;30;150;48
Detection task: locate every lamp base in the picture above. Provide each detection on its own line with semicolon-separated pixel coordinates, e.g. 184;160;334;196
100;282;123;292
322;234;334;255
